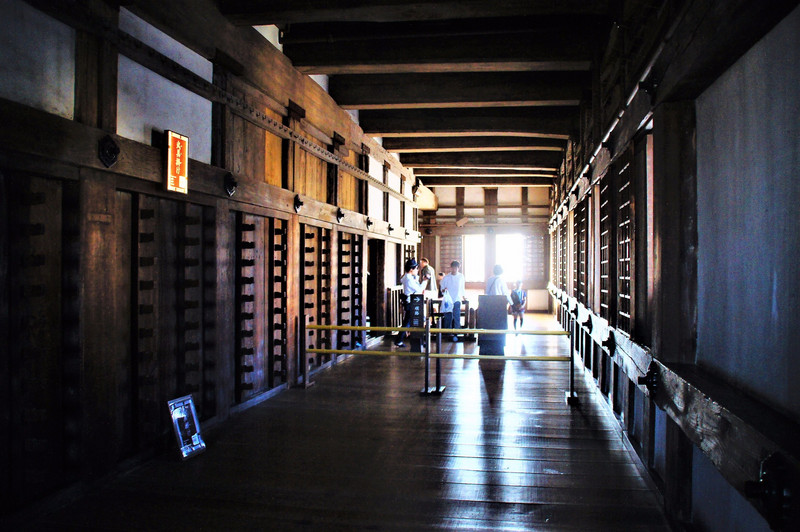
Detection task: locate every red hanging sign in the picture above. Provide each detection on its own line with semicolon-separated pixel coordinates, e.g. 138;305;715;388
166;130;189;194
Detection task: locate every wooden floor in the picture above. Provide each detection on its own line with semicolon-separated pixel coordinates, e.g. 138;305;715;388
13;314;670;531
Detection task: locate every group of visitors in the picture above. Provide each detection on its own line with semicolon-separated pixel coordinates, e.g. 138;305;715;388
394;258;527;347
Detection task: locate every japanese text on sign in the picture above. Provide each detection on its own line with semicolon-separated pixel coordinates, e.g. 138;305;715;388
166;130;189;194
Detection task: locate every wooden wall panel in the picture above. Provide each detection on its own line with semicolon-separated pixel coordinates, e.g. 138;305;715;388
7;174;67;504
336;231;362;352
339;171;358;212
230;113;266;181
234;211;288;401
264;130;282;187
133;194;162;448
156;198;180;424
268;218;288;388
296;135;328;203
300;224;333;371
113;190;134;460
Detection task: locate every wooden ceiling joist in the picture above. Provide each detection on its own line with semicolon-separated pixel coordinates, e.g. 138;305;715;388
220;0;610;25
413;168;557;177
360;107;577;138
382;136;566;153
328;71;588;109
421;176;554;187
280;18;598;75
400;151;564;170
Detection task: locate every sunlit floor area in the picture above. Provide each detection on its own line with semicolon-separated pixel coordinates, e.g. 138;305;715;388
13;313;670;531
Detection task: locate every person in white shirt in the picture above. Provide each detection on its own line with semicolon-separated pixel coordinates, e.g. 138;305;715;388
418;257;437;294
485;264;512;304
438;260;465;342
395;258;424;347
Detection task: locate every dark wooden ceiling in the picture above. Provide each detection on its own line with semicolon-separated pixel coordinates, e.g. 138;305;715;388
218;1;616;188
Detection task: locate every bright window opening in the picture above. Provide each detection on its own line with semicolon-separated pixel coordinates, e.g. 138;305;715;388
463;234;485;282
496;233;525;282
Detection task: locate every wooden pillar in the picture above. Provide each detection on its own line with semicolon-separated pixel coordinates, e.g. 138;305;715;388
214;198;235;418
0;171;8;511
652;101;697;528
652;101;697;364
455;187;465;222
286;215;300;385
73;6;118;132
283;101;305;192
80;170;118;477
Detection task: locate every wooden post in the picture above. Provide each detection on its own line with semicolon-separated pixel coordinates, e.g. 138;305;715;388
652;101;697;528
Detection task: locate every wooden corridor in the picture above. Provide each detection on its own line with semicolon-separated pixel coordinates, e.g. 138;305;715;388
13;314;670;531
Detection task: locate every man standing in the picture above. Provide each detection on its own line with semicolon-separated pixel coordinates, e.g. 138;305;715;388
439;260;465;342
418;257;437;293
395;258;424;347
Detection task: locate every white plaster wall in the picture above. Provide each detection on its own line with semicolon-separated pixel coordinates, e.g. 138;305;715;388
253;25;283;52
388;195;401;227
368;155;384;182
387;169;401;194
0;0;75;119
116;9;212;164
119;8;212;82
367;182;384;221
310;74;329;92
117;56;212;164
696;5;800;417
694;7;800;532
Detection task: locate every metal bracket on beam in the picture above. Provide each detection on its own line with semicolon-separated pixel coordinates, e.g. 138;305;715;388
637;362;659;396
745;453;797;530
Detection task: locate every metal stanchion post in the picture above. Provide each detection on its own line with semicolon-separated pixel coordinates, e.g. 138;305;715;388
421;317;434;395
433;315;445;394
565;321;578;405
301;315;314;389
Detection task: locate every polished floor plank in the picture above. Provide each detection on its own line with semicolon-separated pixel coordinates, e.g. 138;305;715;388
15;314;670;531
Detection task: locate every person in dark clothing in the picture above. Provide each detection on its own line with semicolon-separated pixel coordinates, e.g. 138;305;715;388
510;280;527;330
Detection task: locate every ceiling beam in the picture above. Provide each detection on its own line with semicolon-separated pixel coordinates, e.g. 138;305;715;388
414;169;557;178
220;1;610;25
651;0;800;104
281;18;599;74
400;151;563;169
360;107;577;137
383;136;566;153
329;71;587;109
420;176;554;187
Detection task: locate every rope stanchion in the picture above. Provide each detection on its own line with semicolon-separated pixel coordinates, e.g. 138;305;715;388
307;348;422;357
566;322;579;405
300;315;314;388
304;322;577;405
421;319;431;395
430;354;571;361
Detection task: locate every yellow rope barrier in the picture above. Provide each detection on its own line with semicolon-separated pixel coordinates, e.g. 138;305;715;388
307;348;422;357
430;354;571;362
306;324;426;333
306;348;570;362
305;323;568;336
301;319;576;402
428;328;568;336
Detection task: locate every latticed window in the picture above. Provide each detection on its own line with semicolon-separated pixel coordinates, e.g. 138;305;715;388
440;235;462;269
616;148;634;335
574;198;588;305
550;227;558;288
525;226;548;288
599;175;613;321
559;222;568;290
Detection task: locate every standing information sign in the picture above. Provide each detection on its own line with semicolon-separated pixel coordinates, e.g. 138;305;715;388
168;395;206;460
408;294;425;352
